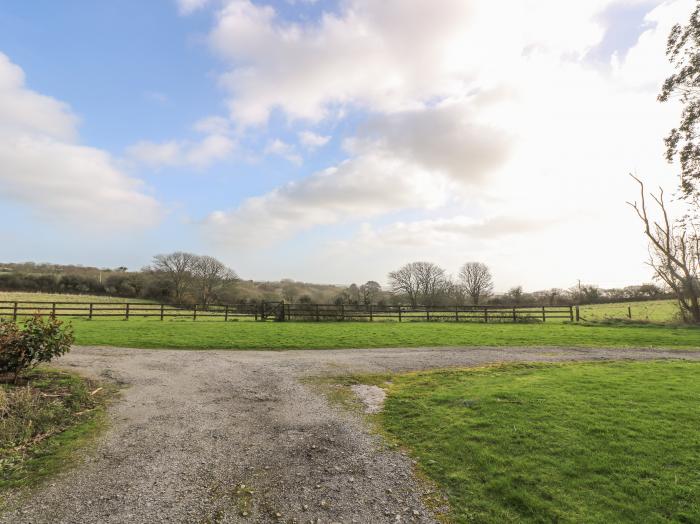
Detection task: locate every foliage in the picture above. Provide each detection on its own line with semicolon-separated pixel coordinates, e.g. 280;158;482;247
0;317;74;381
659;2;700;198
380;361;700;523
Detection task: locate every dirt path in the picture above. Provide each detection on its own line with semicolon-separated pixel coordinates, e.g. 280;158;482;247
3;346;699;524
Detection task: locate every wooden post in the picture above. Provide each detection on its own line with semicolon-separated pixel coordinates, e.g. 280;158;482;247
576;305;580;322
316;304;320;322
455;306;459;322
12;302;18;322
484;307;488;323
370;304;373;322
341;303;345;321
89;303;94;320
398;306;402;322
569;305;574;322
513;307;517;322
542;306;546;322
193;304;197;321
125;303;130;321
628;306;632;319
51;302;56;319
160;304;165;321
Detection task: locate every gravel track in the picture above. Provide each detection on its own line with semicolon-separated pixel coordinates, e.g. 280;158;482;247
2;346;699;524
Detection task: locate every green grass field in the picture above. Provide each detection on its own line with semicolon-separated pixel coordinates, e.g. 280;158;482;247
580;299;679;323
377;361;700;523
58;318;700;349
1;292;698;350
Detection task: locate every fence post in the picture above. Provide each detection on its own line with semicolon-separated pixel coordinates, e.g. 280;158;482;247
369;304;373;322
51;302;56;319
569;305;574;322
455;306;459;322
12;302;18;322
513;307;517;322
341;303;345;321
160;304;165;321
628;306;632;319
193;304;197;321
316;304;320;322
484;307;488;323
125;303;130;321
576;305;580;322
89;303;94;320
398;306;402;322
426;307;430;322
542;306;546;322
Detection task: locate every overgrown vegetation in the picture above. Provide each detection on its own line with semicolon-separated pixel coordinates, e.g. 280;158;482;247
377;361;700;523
0;369;108;493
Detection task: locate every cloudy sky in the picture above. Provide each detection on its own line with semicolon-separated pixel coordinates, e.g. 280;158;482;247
0;0;694;290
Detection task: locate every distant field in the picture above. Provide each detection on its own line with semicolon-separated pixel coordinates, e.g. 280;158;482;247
0;291;153;304
581;299;679;323
377;361;700;522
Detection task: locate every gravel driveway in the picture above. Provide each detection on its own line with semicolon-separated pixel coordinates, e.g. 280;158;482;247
3;346;699;524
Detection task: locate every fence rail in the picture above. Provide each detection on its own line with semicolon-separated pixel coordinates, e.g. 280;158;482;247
0;301;579;323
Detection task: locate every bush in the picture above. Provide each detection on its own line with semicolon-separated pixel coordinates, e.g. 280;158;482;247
0;317;74;382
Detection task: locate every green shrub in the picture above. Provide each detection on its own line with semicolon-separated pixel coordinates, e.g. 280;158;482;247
0;317;74;383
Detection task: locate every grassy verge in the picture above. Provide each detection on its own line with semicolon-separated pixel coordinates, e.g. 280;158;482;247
370;361;700;523
0;369;110;500
65;319;700;350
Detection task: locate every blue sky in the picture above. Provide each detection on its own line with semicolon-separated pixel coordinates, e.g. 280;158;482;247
0;0;693;290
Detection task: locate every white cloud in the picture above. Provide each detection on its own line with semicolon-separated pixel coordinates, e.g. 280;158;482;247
264;138;302;165
204;152;451;246
298;130;330;150
177;0;211;15
200;0;697;288
0;53;161;229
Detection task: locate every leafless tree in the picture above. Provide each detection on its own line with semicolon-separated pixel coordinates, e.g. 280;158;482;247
388;262;447;306
191;256;238;307
628;175;700;323
360;281;382;305
459;262;494;305
151;252;196;303
507;286;523;305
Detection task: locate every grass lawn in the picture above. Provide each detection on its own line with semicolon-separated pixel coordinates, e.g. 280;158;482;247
0;369;110;501
376;361;700;523
64;318;700;350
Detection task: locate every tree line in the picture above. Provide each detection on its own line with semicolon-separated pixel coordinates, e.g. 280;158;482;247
0;256;669;308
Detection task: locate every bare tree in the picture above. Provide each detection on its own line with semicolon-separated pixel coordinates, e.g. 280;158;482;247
151;252;196;303
360;281;382;305
191;256;238;307
388;262;447;306
628;175;700;323
506;286;523;305
459;262;494;305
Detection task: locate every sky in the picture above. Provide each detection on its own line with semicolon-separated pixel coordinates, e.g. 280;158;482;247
0;0;694;291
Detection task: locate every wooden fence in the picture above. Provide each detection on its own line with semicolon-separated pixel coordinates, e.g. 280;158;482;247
0;301;580;323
